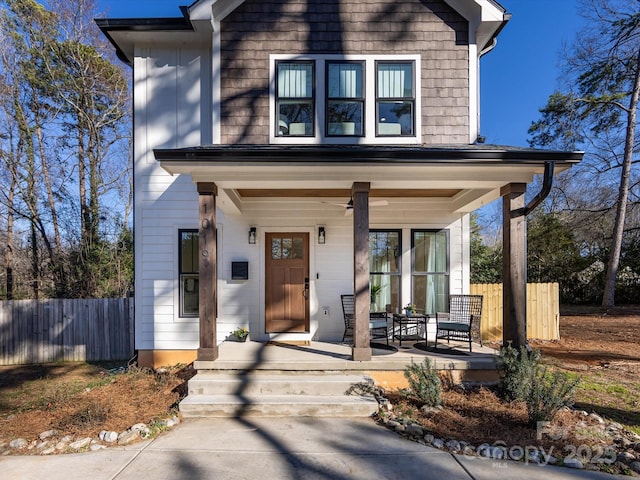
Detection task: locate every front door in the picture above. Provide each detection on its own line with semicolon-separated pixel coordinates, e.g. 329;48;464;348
265;232;310;333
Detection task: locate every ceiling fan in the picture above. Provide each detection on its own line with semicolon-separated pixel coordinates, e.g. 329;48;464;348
323;198;389;216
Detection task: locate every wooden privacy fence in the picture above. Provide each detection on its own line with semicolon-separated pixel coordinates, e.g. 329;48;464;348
0;298;134;365
470;283;560;342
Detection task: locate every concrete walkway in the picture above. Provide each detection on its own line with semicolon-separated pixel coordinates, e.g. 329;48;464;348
0;417;629;480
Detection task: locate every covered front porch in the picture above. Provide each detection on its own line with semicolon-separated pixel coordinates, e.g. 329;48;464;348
156;144;583;365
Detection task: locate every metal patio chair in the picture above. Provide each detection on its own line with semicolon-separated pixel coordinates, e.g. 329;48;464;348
435;294;483;352
341;294;389;345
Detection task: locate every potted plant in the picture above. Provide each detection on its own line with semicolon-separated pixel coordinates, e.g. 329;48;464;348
404;303;416;316
231;326;250;342
370;284;383;308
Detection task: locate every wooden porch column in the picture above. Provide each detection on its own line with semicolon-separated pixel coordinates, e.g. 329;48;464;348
197;182;218;361
352;182;371;361
501;183;527;351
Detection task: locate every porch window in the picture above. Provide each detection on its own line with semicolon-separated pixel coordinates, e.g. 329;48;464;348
276;61;314;136
369;230;401;313
179;229;199;317
376;61;414;136
412;230;449;315
326;61;364;136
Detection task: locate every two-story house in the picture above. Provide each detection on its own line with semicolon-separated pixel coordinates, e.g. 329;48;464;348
97;0;582;368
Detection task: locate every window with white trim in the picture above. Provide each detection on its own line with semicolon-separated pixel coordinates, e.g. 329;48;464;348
179;229;199;317
270;55;420;144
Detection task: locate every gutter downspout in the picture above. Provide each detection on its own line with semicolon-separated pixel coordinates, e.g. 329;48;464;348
523;161;555;216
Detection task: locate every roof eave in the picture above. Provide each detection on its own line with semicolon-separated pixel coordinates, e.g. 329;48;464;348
94;12;195;66
153;145;584;166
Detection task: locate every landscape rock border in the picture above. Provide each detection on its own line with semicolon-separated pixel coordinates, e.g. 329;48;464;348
375;398;640;476
0;415;180;456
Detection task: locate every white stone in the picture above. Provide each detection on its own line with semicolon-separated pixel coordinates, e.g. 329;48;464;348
445;440;461;452
36;441;51;451
40;447;56;455
117;429;140;445
405;424;423;437
564;457;584;469
618;451;636;463
589;413;605;424
39;429;57;440
9;439;28;449
423;434;435;444
55;441;68;451
432;438;445;449
90;444;106;451
69;437;92;450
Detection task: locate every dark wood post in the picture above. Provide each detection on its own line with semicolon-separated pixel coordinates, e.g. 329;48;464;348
501;183;527;351
352;182;371;361
197;182;218;361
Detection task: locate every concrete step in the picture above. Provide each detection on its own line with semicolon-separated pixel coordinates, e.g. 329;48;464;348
188;372;372;396
179;394;379;418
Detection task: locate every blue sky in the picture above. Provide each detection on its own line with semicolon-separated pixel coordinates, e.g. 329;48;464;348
98;0;584;148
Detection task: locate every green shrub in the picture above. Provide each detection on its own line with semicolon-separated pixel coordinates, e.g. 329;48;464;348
403;358;441;407
497;343;541;402
526;366;579;426
498;343;579;426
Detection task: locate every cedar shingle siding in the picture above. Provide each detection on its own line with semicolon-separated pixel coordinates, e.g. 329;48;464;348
220;0;469;144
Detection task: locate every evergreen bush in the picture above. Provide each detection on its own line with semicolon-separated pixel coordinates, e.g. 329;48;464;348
403;358;442;407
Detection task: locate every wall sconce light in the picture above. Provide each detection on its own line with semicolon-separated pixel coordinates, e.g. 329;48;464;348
248;227;256;244
318;226;326;244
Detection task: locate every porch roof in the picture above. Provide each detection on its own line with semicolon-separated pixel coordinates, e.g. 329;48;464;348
155;144;583;214
155;144;583;167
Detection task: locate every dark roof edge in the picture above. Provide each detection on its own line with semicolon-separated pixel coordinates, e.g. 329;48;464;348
154;145;584;165
95;10;194;66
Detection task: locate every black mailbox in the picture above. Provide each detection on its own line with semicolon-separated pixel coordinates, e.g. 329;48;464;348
231;261;249;280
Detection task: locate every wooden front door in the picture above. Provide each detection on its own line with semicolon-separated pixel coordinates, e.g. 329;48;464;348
265;232;310;333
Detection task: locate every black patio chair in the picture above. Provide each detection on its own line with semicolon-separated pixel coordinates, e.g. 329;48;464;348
435;294;483;352
341;294;355;342
341;294;389;345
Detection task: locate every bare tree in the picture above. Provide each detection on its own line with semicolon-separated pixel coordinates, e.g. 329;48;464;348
529;0;640;309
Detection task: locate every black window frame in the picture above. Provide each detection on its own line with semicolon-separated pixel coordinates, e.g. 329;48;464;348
275;60;315;137
411;229;450;315
179;229;199;318
375;60;416;137
325;60;365;137
369;229;402;313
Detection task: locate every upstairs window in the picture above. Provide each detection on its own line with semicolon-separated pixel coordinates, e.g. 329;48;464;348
376;62;415;136
326;61;364;136
276;61;314;137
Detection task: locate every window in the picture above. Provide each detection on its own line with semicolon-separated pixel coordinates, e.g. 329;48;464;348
326;61;364;136
369;230;401;313
376;62;415;136
179;229;199;317
412;230;449;315
271;55;420;144
276;61;314;136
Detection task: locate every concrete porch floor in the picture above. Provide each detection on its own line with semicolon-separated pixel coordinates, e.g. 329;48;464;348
194;339;499;387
